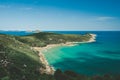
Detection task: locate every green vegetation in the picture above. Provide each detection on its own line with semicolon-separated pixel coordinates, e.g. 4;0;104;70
0;32;119;80
54;69;120;80
15;32;92;47
0;34;54;80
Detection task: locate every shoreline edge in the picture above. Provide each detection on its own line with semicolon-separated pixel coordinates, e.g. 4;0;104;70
33;33;96;75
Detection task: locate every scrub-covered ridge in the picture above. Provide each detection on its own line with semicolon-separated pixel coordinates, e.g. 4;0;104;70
1;32;118;80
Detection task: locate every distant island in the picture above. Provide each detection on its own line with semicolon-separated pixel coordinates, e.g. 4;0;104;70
1;32;119;80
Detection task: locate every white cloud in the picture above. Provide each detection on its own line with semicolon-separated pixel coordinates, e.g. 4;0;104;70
96;16;116;21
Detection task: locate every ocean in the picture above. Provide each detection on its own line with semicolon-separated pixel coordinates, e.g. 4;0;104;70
1;31;120;75
43;31;120;75
0;31;33;36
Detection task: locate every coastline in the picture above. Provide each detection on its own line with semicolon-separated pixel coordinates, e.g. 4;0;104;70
33;47;55;75
33;33;96;75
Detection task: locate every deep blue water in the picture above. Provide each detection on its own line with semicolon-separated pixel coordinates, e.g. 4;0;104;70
0;31;33;36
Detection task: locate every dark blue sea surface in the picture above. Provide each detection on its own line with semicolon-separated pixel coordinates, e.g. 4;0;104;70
0;31;33;36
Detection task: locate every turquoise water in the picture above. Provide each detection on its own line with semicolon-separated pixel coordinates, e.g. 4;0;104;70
43;31;120;75
1;31;120;75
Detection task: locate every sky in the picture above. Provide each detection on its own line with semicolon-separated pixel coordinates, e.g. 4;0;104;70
0;0;120;31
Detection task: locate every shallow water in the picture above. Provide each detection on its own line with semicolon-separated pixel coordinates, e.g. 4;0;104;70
1;31;120;75
43;31;120;75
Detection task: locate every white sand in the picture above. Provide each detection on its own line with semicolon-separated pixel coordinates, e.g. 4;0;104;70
33;33;96;74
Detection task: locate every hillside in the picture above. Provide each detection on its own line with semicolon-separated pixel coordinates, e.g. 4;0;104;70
0;32;93;80
0;34;54;80
15;32;92;47
1;32;118;80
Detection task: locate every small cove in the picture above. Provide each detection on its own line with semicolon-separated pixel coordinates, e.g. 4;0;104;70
43;31;120;75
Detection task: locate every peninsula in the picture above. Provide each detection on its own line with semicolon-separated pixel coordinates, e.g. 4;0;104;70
0;32;96;80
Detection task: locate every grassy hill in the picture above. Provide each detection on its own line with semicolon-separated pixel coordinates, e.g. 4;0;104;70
0;34;54;80
15;32;92;47
1;32;118;80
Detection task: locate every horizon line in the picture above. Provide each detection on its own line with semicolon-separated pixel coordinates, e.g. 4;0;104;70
0;30;120;31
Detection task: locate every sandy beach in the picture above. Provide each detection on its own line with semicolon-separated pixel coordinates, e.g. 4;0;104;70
33;33;96;74
33;43;76;74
